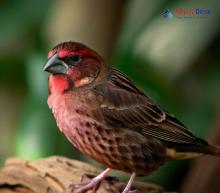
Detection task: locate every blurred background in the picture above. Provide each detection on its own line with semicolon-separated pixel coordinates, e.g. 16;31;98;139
0;0;220;192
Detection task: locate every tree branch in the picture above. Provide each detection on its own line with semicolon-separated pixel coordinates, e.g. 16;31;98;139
0;156;174;193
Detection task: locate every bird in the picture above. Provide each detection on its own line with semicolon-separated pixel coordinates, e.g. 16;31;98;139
43;41;220;193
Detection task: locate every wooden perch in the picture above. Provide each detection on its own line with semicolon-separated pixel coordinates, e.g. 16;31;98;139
0;156;173;193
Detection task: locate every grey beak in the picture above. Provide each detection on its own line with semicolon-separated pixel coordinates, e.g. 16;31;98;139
43;54;68;74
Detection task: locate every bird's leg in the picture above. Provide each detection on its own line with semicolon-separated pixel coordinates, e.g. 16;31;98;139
122;172;136;193
71;168;111;193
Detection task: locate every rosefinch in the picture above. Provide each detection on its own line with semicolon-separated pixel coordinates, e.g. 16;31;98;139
43;41;220;193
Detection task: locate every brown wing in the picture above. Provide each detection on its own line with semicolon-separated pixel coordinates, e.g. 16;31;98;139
94;69;207;146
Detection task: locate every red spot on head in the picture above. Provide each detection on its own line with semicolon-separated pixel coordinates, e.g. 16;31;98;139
58;49;94;59
59;50;72;58
48;48;93;60
48;50;57;59
48;49;72;59
48;41;103;61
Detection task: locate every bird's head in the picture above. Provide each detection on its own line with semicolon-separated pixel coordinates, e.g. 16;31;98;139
44;41;107;94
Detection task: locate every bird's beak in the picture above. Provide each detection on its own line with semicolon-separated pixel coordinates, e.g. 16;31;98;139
43;54;68;74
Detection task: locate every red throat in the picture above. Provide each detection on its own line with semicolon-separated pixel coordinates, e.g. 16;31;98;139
49;75;69;94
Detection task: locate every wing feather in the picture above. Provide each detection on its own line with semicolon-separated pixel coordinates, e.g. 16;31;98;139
94;69;207;146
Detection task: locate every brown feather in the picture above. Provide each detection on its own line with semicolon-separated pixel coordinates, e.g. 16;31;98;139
94;69;208;151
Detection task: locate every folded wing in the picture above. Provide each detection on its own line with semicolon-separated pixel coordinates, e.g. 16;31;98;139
94;69;207;148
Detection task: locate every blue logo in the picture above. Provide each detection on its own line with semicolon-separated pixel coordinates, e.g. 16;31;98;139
163;9;173;18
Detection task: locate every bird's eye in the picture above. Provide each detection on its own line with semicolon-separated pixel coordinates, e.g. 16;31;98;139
69;55;81;62
63;55;82;67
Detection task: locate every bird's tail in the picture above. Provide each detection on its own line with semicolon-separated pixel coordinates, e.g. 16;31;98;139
201;144;220;156
166;144;220;160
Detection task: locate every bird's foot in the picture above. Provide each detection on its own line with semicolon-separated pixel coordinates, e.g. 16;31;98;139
71;179;100;193
70;168;111;193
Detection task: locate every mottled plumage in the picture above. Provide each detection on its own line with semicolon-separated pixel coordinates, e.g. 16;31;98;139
44;41;220;193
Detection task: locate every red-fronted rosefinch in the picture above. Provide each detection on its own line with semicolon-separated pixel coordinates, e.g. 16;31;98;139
43;41;220;193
